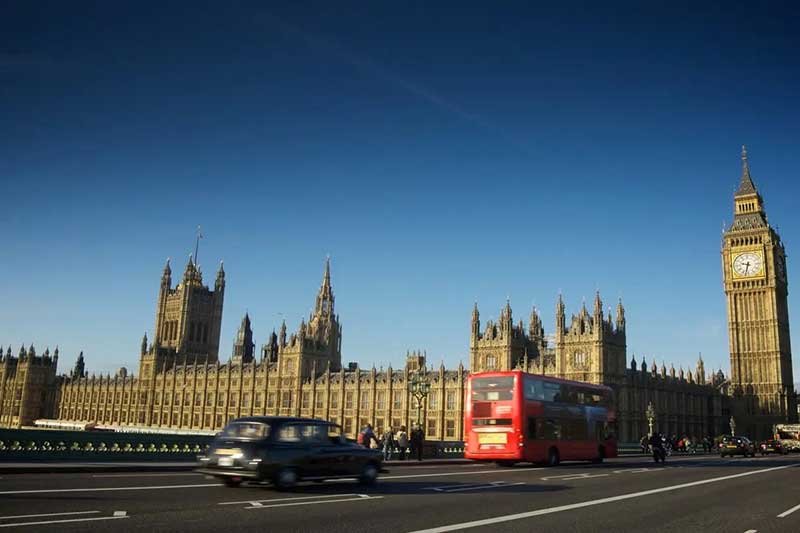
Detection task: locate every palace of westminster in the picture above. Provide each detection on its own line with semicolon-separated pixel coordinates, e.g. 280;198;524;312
0;149;795;442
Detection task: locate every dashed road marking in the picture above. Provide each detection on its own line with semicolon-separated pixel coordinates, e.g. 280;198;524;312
0;511;100;521
540;473;610;481
0;483;219;495
221;494;383;510
559;474;609;481
0;511;127;528
219;493;365;506
425;481;525;493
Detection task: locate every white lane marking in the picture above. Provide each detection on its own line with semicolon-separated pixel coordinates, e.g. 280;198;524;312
559;474;609;481
777;502;800;518
0;511;100;521
540;472;612;480
539;473;590;480
743;529;757;532
428;481;525;493
613;468;657;474
219;494;365;506
406;464;796;533
244;495;382;510
383;468;530;480
0;511;127;528
385;463;486;469
92;473;201;478
0;483;219;495
0;467;530;494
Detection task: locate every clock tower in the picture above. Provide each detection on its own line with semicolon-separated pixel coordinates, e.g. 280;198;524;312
722;146;796;438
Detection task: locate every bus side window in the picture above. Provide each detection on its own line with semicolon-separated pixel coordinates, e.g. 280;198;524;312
526;417;537;439
544;419;561;440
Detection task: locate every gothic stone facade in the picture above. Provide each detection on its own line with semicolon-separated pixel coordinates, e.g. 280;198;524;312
469;296;730;442
2;259;725;443
1;149;793;442
50;259;467;441
0;346;59;428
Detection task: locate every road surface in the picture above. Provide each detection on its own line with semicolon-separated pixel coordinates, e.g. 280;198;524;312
0;454;797;532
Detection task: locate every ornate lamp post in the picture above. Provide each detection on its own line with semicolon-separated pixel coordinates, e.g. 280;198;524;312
729;416;736;436
408;369;431;430
646;401;656;438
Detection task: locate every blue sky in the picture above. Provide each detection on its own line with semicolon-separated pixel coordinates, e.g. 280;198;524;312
1;2;799;380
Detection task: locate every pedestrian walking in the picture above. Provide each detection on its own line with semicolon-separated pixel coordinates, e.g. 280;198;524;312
396;426;409;460
382;427;395;461
357;423;378;449
410;424;425;461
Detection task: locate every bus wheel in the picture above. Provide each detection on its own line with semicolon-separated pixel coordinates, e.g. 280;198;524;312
592;446;605;464
496;461;516;467
546;448;560;467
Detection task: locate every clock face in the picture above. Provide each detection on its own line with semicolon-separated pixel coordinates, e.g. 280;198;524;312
732;252;764;277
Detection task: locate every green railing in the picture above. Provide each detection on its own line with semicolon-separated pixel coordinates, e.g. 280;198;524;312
0;428;213;461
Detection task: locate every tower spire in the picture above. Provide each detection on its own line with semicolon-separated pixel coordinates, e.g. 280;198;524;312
315;256;334;317
735;145;758;196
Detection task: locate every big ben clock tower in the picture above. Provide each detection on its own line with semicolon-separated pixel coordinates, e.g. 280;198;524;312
722;146;797;438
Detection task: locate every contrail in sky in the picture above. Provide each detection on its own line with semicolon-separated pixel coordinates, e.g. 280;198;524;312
257;12;534;155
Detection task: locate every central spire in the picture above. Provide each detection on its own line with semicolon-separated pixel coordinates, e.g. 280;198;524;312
315;256;334;317
735;144;758;196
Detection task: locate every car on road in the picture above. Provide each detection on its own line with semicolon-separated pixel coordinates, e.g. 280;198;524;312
759;439;787;456
719;435;757;457
196;416;384;490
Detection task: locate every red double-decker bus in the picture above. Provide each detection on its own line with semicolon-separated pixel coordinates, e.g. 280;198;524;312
465;370;617;466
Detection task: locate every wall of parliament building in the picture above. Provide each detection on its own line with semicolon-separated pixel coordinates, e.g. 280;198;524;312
0;149;795;441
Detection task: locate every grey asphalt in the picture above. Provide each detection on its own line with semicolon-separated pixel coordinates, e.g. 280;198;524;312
0;454;797;532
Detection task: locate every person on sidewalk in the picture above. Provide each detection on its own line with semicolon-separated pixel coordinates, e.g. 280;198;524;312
410;424;425;461
382;427;395;461
395;426;409;460
357;423;378;449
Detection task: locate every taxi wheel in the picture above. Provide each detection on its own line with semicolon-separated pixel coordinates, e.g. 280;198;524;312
273;468;298;491
359;462;379;485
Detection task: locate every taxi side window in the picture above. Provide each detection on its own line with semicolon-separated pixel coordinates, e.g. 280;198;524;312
328;425;345;444
277;424;303;442
301;424;330;444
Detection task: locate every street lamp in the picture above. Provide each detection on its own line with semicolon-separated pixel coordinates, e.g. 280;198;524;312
646;401;656;438
408;369;431;430
729;416;736;436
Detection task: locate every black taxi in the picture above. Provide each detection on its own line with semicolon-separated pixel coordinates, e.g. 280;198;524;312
719;435;757;457
196;416;383;490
